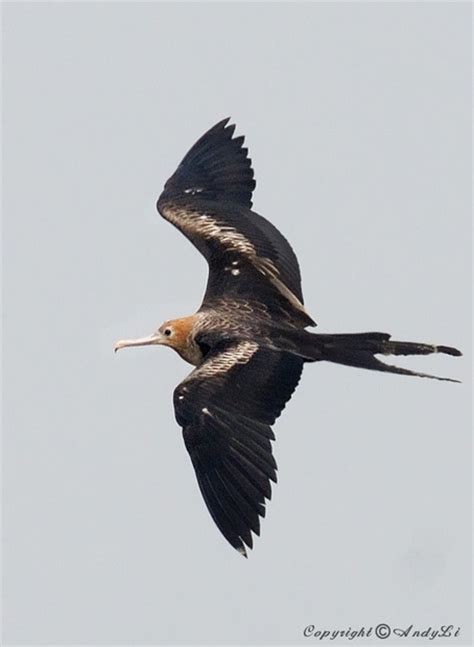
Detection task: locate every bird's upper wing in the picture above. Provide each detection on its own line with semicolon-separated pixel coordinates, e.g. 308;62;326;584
156;118;316;327
173;339;304;556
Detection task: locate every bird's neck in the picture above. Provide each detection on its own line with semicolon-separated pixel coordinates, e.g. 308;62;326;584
168;314;204;366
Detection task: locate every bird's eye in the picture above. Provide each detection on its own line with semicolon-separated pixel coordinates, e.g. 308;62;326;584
164;328;172;336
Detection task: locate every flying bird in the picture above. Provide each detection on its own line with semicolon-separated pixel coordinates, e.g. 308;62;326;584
115;118;461;557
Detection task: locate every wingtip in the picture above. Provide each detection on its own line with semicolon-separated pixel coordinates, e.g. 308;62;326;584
237;544;248;558
214;116;232;131
214;117;241;141
159;116;255;209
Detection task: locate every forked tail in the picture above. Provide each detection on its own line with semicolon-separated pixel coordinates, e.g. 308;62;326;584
294;331;462;382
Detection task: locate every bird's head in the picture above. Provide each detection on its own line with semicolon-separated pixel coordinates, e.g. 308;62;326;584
114;316;195;356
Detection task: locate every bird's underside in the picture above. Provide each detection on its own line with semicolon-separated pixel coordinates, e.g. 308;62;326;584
116;118;461;557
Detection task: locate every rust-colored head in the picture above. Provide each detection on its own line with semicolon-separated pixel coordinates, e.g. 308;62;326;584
155;317;196;353
114;315;202;365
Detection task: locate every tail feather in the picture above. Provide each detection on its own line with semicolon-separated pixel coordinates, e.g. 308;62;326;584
295;331;462;383
323;347;461;383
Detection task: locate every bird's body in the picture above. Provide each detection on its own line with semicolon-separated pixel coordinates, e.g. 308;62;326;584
115;118;461;557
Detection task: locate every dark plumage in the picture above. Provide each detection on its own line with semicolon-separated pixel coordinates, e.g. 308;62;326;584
115;118;461;557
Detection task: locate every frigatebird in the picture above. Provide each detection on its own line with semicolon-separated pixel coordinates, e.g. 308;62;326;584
115;118;461;557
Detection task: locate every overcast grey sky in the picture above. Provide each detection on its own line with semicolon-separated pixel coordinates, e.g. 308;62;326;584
3;2;471;644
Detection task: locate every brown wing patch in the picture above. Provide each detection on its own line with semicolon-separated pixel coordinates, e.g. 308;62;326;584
162;203;262;260
183;340;260;381
161;202;312;321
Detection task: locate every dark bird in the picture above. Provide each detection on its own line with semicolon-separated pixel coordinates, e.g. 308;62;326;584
115;118;461;557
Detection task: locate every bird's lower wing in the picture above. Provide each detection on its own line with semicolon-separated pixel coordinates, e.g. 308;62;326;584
173;341;304;556
182;406;276;556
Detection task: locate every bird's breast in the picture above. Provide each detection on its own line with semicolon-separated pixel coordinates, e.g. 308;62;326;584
174;340;204;366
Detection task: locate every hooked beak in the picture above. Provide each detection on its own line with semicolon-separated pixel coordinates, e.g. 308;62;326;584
114;332;164;353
